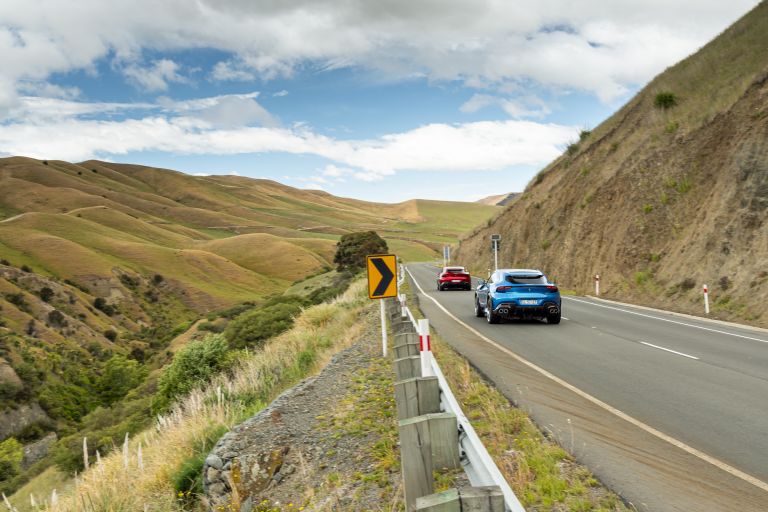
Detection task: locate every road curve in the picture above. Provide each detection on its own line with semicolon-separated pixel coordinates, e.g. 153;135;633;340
406;262;768;512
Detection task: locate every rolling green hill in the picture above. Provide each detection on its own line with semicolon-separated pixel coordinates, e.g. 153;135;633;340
0;156;498;495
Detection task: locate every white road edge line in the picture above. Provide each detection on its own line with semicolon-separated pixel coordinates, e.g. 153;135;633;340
405;266;768;494
565;296;768;344
640;341;700;360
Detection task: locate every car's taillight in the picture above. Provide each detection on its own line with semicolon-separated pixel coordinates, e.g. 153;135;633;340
546;285;559;292
496;286;512;292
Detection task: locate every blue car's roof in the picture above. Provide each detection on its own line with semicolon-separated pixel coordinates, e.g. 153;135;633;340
499;268;543;275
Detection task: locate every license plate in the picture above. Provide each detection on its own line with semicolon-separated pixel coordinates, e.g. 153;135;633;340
452;280;461;283
519;299;538;305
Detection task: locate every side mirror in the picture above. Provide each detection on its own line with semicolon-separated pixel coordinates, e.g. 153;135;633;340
476;279;486;287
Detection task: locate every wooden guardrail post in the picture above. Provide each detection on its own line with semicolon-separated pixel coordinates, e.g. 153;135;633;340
394;356;421;380
415;486;504;512
394;332;420;358
399;413;461;511
394;376;440;420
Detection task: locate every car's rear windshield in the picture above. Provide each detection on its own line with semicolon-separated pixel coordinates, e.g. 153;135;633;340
445;268;465;273
505;274;546;284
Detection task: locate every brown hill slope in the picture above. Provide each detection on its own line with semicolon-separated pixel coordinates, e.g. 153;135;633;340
456;2;768;326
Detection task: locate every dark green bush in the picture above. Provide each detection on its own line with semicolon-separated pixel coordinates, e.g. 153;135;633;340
4;293;28;312
103;329;118;342
38;383;96;422
156;334;230;409
171;424;228;501
38;287;54;302
333;231;388;271
654;91;677;110
93;297;116;316
47;310;67;327
224;301;304;350
96;355;145;405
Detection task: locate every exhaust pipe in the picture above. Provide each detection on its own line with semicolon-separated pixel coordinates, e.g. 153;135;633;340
498;308;509;315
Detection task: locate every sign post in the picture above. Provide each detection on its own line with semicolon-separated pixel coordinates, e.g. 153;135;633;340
366;254;398;356
595;274;600;296
490;234;501;271
703;284;709;315
418;318;434;377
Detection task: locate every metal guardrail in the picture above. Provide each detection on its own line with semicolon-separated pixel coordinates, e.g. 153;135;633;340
399;298;526;512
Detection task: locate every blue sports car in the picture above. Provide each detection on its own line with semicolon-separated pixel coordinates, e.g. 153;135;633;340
474;269;561;324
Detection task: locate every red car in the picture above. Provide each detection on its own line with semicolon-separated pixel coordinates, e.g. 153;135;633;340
437;266;472;291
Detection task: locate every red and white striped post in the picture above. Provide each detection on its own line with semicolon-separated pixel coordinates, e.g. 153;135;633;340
418;318;434;377
703;284;710;314
595;274;600;296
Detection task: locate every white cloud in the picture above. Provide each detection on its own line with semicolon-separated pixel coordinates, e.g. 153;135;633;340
0;1;758;104
122;59;187;92
0;103;577;177
273;90;289;97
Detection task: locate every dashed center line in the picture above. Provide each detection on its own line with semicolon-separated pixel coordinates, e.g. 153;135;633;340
640;341;700;360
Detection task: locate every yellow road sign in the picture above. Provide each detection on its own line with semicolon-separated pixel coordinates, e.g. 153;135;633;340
366;254;397;299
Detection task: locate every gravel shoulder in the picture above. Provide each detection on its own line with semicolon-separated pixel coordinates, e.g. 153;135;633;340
204;307;403;512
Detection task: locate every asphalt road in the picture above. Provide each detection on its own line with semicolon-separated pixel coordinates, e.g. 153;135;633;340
406;262;768;512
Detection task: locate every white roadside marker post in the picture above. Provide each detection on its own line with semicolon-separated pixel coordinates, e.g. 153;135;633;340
418;318;435;377
703;284;710;315
380;299;388;357
400;293;407;319
595;274;600;296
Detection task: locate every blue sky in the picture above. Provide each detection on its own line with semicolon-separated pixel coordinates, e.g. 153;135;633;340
0;1;758;202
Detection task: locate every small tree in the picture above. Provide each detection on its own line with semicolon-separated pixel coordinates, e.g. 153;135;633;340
654;91;678;110
156;334;230;410
333;231;388;272
38;286;54;302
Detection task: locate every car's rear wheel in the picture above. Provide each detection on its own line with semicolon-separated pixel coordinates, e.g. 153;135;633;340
437;283;443;291
474;296;484;317
547;312;561;324
486;300;499;324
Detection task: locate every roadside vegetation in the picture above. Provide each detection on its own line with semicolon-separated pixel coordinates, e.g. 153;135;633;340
9;281;370;511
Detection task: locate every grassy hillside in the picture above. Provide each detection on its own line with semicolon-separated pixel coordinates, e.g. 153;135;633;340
456;2;768;325
0;156;498;495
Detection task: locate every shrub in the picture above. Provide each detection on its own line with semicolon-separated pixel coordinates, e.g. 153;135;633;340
634;271;652;285
38;383;96;422
0;438;23;482
119;274;140;288
579;129;591;141
96;355;145;405
103;329;118;342
654;92;677;110
665;121;679;133
0;259;8;266
333;231;388;271
93;297;116;316
566;141;580;156
643;204;654;213
197;321;224;333
4;292;28;311
38;286;54;302
152;274;164;285
156;334;230;409
20;265;31;273
224;301;304;350
47;310;67;327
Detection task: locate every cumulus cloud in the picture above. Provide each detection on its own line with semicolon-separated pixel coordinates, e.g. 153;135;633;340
122;59;187;92
0;98;577;179
0;0;758;103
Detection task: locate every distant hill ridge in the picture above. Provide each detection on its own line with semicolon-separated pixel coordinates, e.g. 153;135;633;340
457;2;768;326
